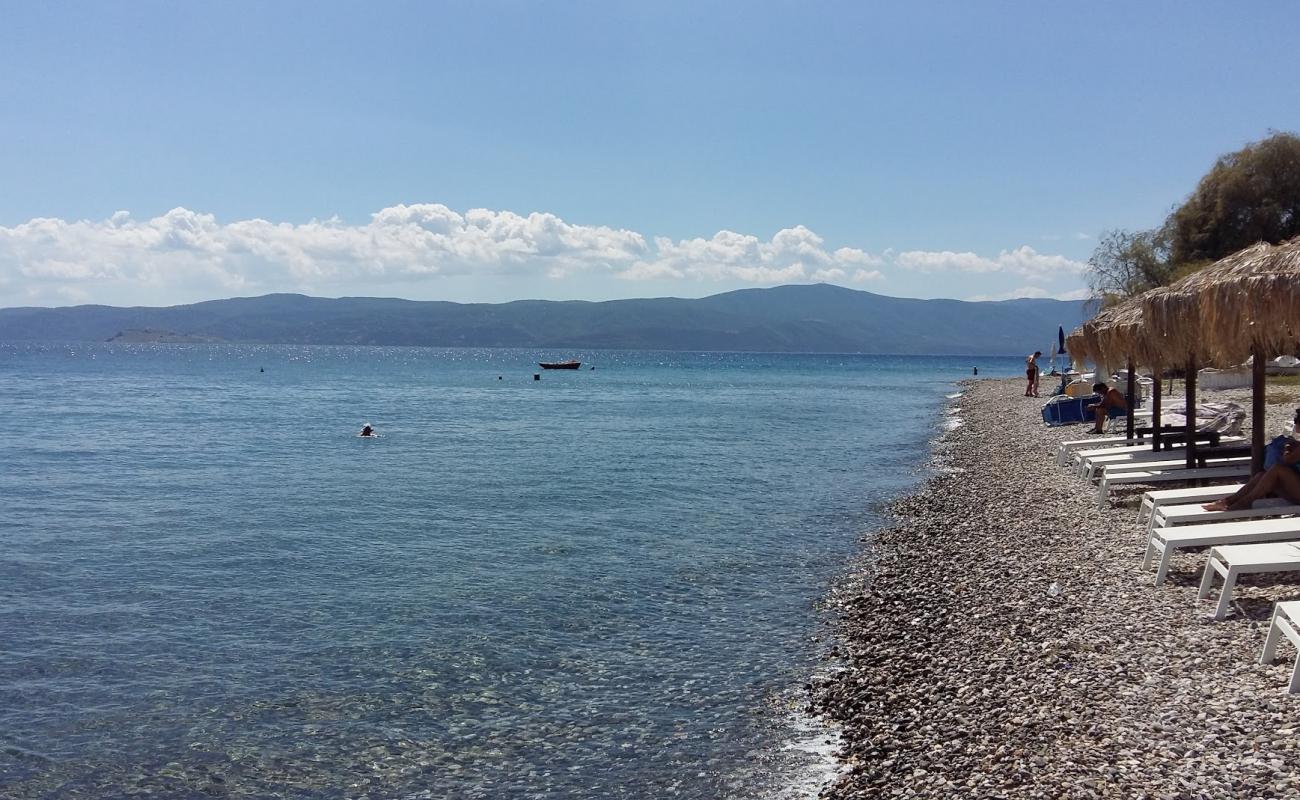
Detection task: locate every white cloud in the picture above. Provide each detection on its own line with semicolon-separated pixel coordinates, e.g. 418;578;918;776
0;205;651;303
966;286;1089;302
896;245;1087;280
1055;287;1092;301
0;204;1087;306
624;225;878;285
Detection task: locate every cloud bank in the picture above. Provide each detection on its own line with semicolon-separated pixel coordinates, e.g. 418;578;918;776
0;204;1087;305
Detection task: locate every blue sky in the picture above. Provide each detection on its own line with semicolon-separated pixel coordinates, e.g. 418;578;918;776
2;1;1297;307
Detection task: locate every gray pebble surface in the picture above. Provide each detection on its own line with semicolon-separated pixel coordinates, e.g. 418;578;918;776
811;377;1300;800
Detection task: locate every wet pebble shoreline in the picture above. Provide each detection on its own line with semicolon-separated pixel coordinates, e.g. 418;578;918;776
811;378;1300;799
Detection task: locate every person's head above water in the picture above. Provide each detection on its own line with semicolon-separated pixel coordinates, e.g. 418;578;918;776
360;424;374;435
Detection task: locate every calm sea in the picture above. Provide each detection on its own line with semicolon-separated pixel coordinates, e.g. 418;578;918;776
0;345;1023;799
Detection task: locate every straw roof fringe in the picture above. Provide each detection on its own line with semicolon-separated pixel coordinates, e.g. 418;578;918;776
1094;293;1165;373
1068;237;1300;376
1154;237;1300;365
1066;289;1167;376
1064;328;1090;370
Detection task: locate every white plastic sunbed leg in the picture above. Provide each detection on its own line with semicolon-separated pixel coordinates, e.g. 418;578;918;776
1098;477;1109;510
1198;555;1238;621
1144;512;1163;545
1138;496;1153;527
1143;535;1158;570
1260;608;1300;693
1215;569;1239;621
1153;543;1174;587
1261;608;1286;665
1197;555;1221;600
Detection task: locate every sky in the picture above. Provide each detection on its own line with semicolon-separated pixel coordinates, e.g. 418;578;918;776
2;1;1298;309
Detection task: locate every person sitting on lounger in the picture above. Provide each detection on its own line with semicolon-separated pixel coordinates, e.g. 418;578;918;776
1203;438;1300;511
1086;382;1126;434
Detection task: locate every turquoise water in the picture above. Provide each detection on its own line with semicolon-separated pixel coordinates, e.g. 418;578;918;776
0;345;1022;798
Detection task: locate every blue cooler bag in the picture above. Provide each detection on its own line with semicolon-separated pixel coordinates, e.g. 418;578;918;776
1041;394;1100;426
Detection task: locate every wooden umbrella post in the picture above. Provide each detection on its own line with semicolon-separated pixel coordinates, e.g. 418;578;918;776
1184;356;1198;469
1253;348;1267;474
1126;359;1136;439
1152;376;1163;451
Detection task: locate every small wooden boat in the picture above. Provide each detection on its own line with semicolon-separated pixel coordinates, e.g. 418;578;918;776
539;360;582;370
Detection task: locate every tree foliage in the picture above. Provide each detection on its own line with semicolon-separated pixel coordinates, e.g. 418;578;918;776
1086;227;1174;301
1168;131;1300;264
1086;130;1300;300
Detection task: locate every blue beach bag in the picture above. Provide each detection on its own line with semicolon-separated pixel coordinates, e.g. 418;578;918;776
1264;436;1293;470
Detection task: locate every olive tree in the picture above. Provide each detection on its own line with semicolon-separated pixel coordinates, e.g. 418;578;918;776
1168;131;1300;263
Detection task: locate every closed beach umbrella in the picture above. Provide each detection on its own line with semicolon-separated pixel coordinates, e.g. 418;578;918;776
1058;325;1067;358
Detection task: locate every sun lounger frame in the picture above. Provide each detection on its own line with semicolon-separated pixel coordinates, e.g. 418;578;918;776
1143;517;1300;586
1137;484;1244;527
1148;499;1300;540
1260;601;1300;693
1198;542;1300;620
1099;464;1251;509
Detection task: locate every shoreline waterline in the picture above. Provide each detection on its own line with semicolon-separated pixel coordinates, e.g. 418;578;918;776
809;377;1300;798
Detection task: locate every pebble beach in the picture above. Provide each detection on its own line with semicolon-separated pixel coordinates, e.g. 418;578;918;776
812;377;1300;799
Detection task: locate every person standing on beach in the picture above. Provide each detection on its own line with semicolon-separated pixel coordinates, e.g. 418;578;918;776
1024;351;1042;397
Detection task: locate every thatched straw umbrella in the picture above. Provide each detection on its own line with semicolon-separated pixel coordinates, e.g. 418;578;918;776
1064;328;1090;367
1145;236;1300;471
1064;292;1166;440
1094;292;1167;375
1141;281;1212;468
1181;237;1300;364
1092;289;1176;441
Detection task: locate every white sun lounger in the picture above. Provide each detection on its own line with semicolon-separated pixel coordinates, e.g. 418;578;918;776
1199;542;1300;620
1099;464;1251;509
1072;443;1182;475
1144;517;1300;586
1076;437;1245;479
1096;455;1248;486
1148;497;1300;538
1260;601;1300;693
1137;484;1245;527
1057;435;1147;466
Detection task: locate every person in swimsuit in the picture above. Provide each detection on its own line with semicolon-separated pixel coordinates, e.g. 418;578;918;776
1203;440;1300;511
1025;351;1042;397
1085;382;1126;433
1204;409;1300;511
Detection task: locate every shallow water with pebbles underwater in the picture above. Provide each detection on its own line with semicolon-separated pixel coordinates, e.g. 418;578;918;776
0;345;1023;798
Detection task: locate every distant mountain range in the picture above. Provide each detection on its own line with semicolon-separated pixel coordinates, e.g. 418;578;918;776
0;284;1088;355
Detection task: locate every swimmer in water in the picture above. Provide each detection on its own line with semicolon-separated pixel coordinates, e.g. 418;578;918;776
360;424;375;437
